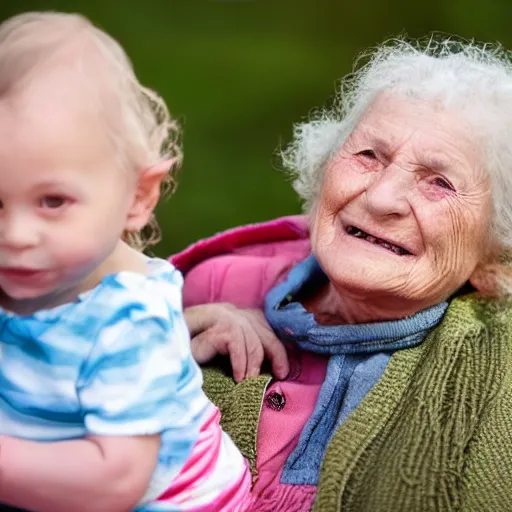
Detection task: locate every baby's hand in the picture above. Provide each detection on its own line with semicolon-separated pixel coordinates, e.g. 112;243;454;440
185;304;289;383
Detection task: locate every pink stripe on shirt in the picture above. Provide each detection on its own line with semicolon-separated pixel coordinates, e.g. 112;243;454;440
157;405;251;511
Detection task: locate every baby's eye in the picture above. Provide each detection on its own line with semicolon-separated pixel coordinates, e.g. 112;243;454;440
39;195;68;209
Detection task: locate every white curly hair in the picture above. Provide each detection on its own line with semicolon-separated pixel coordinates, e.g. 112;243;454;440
282;36;512;261
0;11;181;251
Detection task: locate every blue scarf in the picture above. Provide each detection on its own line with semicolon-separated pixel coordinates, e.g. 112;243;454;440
264;255;448;485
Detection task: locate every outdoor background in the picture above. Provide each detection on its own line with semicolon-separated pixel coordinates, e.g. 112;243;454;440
1;0;511;256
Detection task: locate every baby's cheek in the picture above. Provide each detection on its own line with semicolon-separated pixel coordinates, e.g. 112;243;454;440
55;237;104;270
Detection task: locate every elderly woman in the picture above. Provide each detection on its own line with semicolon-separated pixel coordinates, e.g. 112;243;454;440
173;38;512;512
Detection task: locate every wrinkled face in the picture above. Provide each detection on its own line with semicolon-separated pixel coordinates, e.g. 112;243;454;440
310;94;492;311
0;77;137;304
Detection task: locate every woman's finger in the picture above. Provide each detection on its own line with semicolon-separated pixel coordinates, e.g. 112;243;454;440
262;334;290;379
245;309;289;379
227;331;249;383
189;331;219;364
243;321;265;379
184;305;217;337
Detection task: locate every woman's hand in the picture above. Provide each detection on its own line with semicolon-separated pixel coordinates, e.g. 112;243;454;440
184;303;290;383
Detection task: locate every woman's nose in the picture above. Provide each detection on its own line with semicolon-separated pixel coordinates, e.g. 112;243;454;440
365;165;412;218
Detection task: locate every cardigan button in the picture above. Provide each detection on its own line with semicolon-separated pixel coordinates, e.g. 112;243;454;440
265;391;286;411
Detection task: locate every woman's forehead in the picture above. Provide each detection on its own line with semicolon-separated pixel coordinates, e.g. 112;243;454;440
350;95;481;156
341;94;490;194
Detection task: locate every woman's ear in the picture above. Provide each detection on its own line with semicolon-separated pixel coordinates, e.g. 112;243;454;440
469;243;512;296
468;240;508;296
125;159;176;231
469;262;502;296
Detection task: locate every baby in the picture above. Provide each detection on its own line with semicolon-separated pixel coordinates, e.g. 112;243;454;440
0;11;250;512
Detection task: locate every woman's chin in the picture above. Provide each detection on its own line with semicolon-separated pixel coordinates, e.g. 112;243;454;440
320;250;420;299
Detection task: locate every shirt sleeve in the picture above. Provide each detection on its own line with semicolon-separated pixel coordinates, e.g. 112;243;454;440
76;269;207;439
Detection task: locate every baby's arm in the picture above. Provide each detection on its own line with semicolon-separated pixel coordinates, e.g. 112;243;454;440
0;434;160;512
0;267;202;511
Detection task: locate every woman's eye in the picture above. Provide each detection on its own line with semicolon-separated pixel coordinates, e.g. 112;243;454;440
357;149;377;159
432;177;455;191
39;195;67;209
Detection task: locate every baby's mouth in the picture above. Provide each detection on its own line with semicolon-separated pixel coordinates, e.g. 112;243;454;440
346;225;411;256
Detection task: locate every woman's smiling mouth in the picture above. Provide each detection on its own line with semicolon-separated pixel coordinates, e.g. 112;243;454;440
345;225;412;256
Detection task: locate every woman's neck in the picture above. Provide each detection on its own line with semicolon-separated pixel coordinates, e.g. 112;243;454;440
300;282;430;325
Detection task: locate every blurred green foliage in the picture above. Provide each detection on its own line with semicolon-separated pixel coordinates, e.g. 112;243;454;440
1;0;512;255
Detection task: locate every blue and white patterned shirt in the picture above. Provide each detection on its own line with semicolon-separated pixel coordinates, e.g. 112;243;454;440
0;258;250;510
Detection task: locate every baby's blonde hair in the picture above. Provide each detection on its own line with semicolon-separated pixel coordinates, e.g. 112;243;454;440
0;11;181;251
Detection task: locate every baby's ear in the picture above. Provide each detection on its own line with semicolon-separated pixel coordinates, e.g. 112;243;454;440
125;159;176;231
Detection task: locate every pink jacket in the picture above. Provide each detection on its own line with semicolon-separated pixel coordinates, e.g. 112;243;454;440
171;215;311;308
171;215;327;511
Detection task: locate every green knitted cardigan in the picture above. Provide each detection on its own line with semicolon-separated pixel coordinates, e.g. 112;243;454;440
202;293;512;511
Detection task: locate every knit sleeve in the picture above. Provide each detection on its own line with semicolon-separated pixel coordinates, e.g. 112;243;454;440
459;387;512;510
